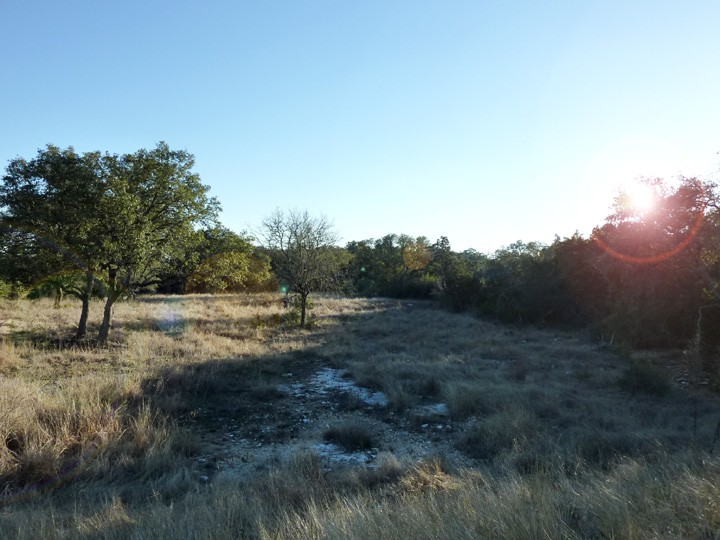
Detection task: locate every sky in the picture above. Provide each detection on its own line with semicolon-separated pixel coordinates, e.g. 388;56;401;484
1;1;719;253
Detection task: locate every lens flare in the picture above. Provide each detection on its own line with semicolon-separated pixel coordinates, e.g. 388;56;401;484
593;187;706;265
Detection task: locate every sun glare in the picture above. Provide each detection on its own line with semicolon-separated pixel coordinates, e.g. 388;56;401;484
622;181;656;214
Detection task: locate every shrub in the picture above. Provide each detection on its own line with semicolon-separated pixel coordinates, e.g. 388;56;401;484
323;422;375;452
0;280;25;299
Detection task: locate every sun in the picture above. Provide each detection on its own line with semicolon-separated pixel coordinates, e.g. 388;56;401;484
618;180;657;216
621;180;656;214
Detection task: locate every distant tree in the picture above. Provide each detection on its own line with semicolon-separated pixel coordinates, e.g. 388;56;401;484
156;225;259;294
430;237;485;311
185;250;273;293
262;209;341;327
345;234;436;298
402;236;431;271
345;239;377;296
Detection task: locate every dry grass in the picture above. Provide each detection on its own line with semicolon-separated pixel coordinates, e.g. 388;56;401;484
1;294;720;538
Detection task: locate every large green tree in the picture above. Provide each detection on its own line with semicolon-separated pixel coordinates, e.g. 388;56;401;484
0;146;104;338
0;143;218;343
93;143;218;343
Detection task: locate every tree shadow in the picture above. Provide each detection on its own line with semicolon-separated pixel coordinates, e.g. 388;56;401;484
131;306;388;439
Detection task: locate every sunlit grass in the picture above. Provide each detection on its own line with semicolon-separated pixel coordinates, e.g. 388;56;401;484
0;293;718;538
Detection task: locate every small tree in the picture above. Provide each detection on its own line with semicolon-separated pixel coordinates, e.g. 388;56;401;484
262;209;341;327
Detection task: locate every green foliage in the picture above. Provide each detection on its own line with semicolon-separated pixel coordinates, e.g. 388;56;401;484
586;177;713;347
0;142;219;343
431;237;485;311
26;270;105;303
185;251;273;293
156;225;256;294
282;295;318;328
474;240;584;326
346;234;438;299
0;280;24;299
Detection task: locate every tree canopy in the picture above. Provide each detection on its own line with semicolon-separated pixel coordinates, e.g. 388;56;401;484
262;209;343;327
0;142;219;343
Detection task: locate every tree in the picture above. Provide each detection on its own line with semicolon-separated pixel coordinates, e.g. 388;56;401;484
587;177;719;346
156;225;262;293
0;142;219;344
0;146;104;338
262;209;341;327
185;251;273;293
93;143;218;343
345;234;437;298
430;237;485;311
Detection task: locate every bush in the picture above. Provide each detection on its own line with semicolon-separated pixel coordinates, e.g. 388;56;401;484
0;280;12;298
0;280;25;299
618;361;670;396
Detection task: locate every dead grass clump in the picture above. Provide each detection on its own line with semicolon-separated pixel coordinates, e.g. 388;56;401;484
357;452;404;488
574;431;650;469
443;383;494;420
0;375;191;494
258;452;330;513
455;409;538;462
75;496;137;537
0;339;21;372
399;458;460;494
323;422;375;452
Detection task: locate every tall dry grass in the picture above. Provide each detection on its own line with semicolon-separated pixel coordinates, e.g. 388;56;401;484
1;294;719;538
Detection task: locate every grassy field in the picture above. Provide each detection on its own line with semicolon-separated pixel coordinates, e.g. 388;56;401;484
1;294;720;538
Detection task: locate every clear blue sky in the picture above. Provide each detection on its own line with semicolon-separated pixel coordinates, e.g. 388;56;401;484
1;1;718;253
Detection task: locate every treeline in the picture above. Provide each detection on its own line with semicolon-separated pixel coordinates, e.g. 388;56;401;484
341;177;720;349
2;144;720;350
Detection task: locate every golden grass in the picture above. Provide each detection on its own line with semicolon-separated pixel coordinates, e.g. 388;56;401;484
1;294;719;538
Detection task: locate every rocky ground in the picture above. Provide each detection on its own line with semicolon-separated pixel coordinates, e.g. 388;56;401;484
188;359;469;481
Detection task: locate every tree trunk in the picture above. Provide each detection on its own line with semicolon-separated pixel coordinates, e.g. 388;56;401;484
97;295;116;344
98;269;118;345
54;287;64;308
699;304;720;374
74;271;94;341
300;293;308;327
